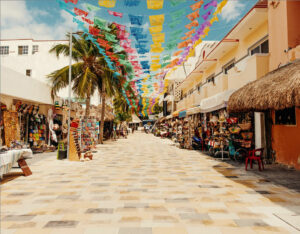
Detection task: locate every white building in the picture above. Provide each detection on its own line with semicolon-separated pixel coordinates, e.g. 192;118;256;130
0;38;100;109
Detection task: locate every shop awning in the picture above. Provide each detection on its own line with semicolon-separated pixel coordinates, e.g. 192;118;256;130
200;89;236;113
129;113;142;124
172;108;185;117
186;106;201;116
179;111;187;118
228;60;300;112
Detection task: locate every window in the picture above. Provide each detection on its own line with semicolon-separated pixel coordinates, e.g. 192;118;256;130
18;46;28;55
275;107;296;125
0;46;9;55
223;61;235;74
26;69;32;77
250;40;269;55
32;45;39;54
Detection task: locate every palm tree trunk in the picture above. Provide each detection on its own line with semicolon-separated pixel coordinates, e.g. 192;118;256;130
99;82;106;144
85;95;91;119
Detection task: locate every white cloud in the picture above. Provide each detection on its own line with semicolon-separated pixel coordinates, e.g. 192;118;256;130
0;1;77;40
220;0;246;23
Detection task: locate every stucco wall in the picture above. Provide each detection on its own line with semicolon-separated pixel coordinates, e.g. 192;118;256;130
268;1;289;71
1;66;53;105
272;108;300;170
178;13;269;108
287;1;300;49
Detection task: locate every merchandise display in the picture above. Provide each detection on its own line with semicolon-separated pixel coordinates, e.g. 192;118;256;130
3;111;20;147
153;109;255;161
81;118;99;152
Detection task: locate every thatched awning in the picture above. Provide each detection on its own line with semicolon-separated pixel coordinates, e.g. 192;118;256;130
228;60;300;112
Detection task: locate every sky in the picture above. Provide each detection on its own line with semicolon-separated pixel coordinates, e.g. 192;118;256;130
0;0;257;42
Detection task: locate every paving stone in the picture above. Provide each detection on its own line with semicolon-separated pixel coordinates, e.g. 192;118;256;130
234;219;269;227
43;220;79;228
179;213;211;221
118;227;152;234
85;208;114;214
1;133;299;233
3;215;36;221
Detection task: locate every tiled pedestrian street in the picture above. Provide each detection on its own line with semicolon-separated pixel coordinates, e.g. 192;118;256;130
1;133;300;234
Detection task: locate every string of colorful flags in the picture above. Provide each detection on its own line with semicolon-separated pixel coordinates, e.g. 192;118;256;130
58;0;227;116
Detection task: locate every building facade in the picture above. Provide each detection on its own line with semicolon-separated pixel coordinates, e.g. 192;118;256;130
0;38;101;108
168;0;300;169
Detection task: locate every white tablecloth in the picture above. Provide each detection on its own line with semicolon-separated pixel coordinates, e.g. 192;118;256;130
0;149;32;178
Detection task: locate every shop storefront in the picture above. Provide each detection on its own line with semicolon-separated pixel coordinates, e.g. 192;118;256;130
228;60;300;169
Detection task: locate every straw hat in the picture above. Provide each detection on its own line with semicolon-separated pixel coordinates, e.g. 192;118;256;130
210;116;218;123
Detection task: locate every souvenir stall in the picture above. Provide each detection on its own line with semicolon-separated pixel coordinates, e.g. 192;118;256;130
81;118;99;152
0;101;55;153
200;109;254;160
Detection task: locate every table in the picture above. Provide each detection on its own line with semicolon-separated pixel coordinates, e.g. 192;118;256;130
0;149;32;178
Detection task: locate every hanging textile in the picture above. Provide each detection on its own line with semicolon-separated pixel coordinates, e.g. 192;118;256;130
85;3;100;11
150;63;161;71
169;20;181;29
130;26;143;35
82;17;93;25
147;0;164;10
74;8;88;17
94;17;111;31
150;43;164;53
170;0;186;7
152;60;160;65
98;0;116;8
187;10;200;21
105;33;118;43
89;26;101;36
124;0;141;7
152;33;165;43
165;40;177;50
129;14;144;26
177;39;192;49
149;14;164;26
107;10;123;18
173;50;183;56
190;0;204;11
204;0;218;10
162;54;171;61
149;25;163;34
202;9;213;20
185;29;196;37
170;8;186;21
170;29;183;38
65;0;78;3
185;20;199;30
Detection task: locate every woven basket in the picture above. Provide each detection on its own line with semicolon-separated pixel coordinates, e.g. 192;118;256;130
241;132;253;140
238;122;251;131
229;127;241;134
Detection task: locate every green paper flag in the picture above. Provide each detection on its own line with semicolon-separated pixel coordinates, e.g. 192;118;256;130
169;20;181;29
170;29;183;38
105;33;118;43
163;54;171;61
94;17;111;32
170;0;186;7
170;9;186;21
85;3;100;11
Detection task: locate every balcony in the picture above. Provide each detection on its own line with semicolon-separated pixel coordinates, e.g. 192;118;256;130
227;54;269;90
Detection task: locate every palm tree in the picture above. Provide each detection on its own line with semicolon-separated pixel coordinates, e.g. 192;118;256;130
48;34;104;118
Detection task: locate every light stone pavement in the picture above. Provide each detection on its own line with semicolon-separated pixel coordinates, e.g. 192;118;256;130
1;132;300;234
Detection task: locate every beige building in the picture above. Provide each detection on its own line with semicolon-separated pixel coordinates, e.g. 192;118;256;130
175;1;269;112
